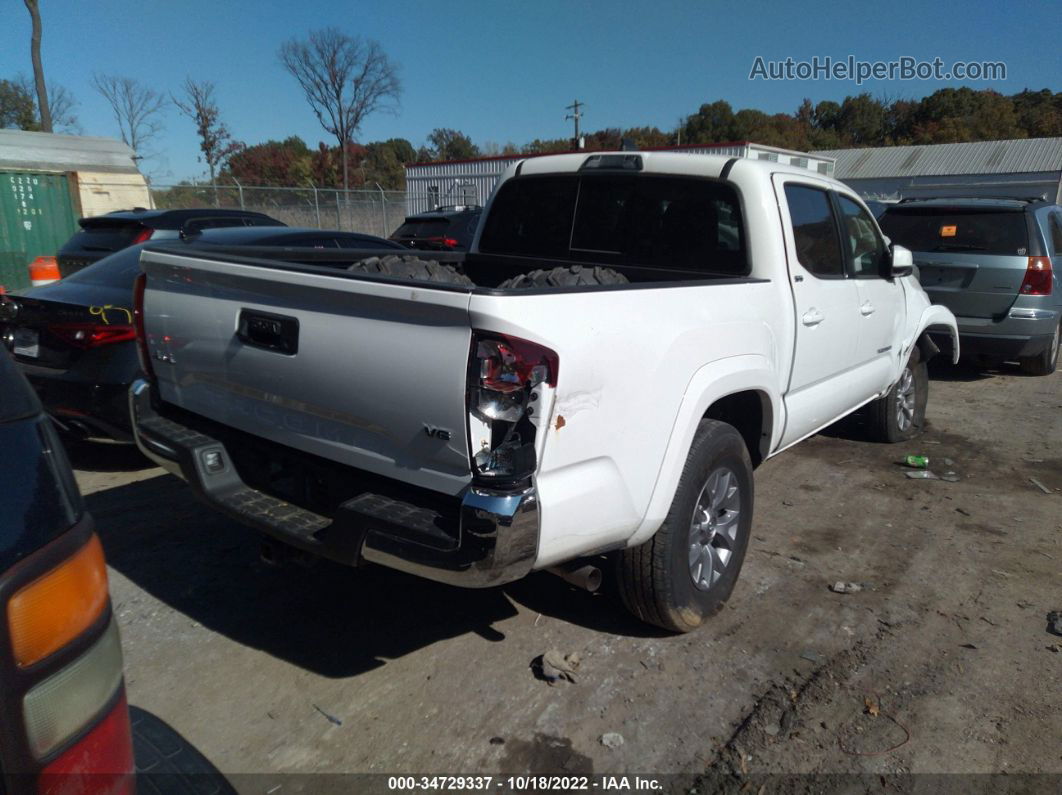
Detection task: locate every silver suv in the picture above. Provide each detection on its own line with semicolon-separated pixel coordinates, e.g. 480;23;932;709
879;197;1062;375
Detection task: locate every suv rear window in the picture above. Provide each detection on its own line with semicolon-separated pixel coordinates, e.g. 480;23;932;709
392;219;450;238
479;175;747;275
62;221;145;254
879;208;1029;256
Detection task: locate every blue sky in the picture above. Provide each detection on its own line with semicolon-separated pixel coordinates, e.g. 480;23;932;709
1;0;1057;182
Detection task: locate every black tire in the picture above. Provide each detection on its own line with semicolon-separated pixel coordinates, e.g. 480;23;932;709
347;254;474;286
499;265;629;289
617;419;754;633
867;348;928;443
1019;319;1060;376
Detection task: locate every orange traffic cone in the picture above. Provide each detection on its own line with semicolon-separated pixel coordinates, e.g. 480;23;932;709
28;256;60;287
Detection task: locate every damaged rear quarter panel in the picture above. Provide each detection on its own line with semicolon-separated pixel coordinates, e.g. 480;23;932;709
468;281;783;567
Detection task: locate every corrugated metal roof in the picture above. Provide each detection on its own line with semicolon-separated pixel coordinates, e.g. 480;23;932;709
0;130;141;175
812;137;1062;179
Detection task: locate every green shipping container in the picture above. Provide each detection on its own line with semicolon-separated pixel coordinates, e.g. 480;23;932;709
0;170;78;291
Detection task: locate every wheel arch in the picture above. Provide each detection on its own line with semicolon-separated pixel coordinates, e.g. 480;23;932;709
627;355;781;547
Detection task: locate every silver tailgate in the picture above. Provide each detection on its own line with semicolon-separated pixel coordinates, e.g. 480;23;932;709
140;250;474;496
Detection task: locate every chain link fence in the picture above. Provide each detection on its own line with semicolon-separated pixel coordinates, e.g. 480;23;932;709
149;182;410;237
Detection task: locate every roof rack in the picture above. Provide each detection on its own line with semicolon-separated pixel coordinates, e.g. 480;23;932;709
897;195;1047;204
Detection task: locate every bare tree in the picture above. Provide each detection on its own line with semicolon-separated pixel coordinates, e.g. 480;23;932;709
15;74;78;133
92;74;167;157
172;78;241;184
23;0;51;132
279;28;401;189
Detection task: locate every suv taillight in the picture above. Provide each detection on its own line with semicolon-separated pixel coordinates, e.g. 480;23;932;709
130;227;153;245
133;272;155;380
468;332;558;483
1020;256;1053;296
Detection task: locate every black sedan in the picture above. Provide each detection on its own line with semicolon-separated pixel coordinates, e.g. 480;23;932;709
1;227;405;441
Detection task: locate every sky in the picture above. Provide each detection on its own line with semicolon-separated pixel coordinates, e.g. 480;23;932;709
1;0;1058;183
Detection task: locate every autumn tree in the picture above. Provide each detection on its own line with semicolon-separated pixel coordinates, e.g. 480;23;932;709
0;79;37;129
279;28;401;190
172;78;241;182
426;128;478;161
92;74;167;157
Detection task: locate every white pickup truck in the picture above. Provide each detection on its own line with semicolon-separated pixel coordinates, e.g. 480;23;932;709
129;152;958;632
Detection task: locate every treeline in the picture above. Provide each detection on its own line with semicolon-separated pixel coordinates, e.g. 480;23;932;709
213;87;1061;190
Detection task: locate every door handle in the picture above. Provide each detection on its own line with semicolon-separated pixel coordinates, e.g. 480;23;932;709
860;301;875;316
801;309;824;327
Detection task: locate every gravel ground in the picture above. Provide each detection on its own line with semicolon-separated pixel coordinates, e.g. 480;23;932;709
70;360;1061;790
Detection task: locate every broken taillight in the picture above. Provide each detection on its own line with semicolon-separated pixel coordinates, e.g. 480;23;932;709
468;332;558;482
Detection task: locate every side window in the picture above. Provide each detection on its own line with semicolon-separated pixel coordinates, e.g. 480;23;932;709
1049;212;1062;255
783;184;844;278
837;195;887;277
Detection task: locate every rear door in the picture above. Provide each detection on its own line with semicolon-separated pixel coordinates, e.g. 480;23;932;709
879;205;1030;318
773;177;864;446
140;248;475;496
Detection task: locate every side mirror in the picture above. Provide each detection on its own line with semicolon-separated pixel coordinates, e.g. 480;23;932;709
889;244;914;278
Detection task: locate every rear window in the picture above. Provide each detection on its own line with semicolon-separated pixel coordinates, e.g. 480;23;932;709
879;208;1029;255
479;175;747;274
62;222;144;254
392;218;449;239
62;246;144;289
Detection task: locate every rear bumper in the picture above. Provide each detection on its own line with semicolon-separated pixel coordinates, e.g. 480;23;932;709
930;308;1059;360
129;379;539;588
23;369;132;440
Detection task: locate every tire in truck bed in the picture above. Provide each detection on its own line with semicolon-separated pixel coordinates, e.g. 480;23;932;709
347;254;474;286
499;265;629;289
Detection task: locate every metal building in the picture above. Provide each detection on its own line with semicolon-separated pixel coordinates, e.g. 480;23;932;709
404;142;835;214
811;137;1062;203
0;130;150;289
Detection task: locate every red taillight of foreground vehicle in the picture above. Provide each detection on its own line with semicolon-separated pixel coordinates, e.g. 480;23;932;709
48;324;137;350
37;689;135;795
1020;256;1053;296
132;272;154;380
130;227;153;245
468;332;558;482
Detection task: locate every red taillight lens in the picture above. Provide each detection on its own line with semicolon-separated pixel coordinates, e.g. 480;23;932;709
48;324;136;349
130;227;153;245
37;689;135;795
133;272;154;380
1020;256;1053;296
469;332;558;481
476;335;558;394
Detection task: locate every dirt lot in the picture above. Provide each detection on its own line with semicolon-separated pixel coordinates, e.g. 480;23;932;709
70;361;1060;790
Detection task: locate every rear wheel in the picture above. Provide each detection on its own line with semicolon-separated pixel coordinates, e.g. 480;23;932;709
347;254;473;286
867;348;928;443
1019;320;1060;376
499;265;629;289
617;420;753;633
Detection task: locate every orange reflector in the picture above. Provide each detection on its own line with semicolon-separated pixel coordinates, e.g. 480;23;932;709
8;535;109;667
939;225;957;237
28;256;61;287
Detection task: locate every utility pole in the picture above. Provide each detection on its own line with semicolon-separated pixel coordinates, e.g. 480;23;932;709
565;99;584;148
